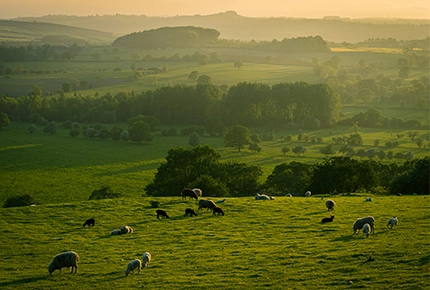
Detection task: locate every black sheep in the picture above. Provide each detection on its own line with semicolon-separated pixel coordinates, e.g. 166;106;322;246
184;208;198;217
321;215;334;223
156;209;169;219
212;207;225;216
83;218;95;227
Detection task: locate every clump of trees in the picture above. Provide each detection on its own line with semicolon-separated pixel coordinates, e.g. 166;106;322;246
3;194;36;208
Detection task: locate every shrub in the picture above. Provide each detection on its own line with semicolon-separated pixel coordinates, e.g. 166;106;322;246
88;185;122;200
3;194;36;208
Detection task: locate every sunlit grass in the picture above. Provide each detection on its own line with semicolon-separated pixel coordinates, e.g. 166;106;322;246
0;195;428;289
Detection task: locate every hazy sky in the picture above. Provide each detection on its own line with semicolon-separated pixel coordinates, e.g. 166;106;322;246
1;0;429;19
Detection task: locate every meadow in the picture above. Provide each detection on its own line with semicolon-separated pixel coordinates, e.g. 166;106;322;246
0;195;429;289
1;121;429;206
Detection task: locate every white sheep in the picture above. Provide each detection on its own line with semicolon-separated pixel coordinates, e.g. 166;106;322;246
142;252;151;268
305;191;312;197
125;259;142;276
120;225;133;234
216;199;226;203
254;193;270;200
325;199;336;211
362;223;371;237
353;216;375;234
365;197;373;202
387;216;398;229
110;229;121;235
48;251;80;275
192;188;203;197
286;194;293;197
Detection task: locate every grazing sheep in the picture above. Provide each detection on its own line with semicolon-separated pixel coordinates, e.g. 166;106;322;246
269;196;276;200
387;216;398;229
321;215;335;223
365;197;373;202
120;225;133;234
286;194;293;197
216;199;226;203
325;200;336;211
254;193;270;200
184;208;198;217
142;252;151;268
156;209;169;219
212;207;225;216
83;218;95;228
192;188;202;197
396;193;402;196
362;223;371;237
353;216;375;234
305;191;312;197
125;259;142;276
110;229;121;235
181;188;199;200
198;199;217;211
48;251;80;275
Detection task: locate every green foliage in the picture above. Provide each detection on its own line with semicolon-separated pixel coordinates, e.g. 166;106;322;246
264;161;312;195
128;121;152;143
3;193;36;208
188;132;200;147
224;125;251;152
0;112;10;128
43;121;58;134
88;185;122;200
113;26;220;49
389;157;430;194
249;142;262;153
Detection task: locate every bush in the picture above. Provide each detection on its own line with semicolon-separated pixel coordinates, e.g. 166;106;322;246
3;194;36;208
88;185;122;200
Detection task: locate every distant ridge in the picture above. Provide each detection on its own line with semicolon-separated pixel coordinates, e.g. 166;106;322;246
13;11;430;43
0;20;116;44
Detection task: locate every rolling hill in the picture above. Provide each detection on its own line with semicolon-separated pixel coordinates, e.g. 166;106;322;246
0;20;116;45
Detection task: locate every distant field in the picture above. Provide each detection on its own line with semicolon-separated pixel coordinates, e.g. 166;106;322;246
2;46;427;97
0;195;428;289
0;122;428;205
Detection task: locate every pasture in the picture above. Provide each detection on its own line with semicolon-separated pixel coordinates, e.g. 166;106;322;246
0;195;429;289
1;122;429;205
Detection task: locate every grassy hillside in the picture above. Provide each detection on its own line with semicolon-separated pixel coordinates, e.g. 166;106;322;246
0;195;429;289
0;122;429;206
0;20;115;44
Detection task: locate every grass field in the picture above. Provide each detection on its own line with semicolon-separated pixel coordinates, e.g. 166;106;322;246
0;122;429;206
0;195;429;289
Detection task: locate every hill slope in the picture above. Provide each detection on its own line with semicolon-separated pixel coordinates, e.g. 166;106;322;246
0;20;116;44
14;11;430;43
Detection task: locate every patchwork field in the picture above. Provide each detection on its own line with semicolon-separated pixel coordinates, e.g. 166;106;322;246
0;195;429;289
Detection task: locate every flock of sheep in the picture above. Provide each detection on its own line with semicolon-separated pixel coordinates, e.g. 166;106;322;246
48;188;399;276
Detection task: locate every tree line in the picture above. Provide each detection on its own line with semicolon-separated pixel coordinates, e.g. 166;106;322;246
144;145;429;197
0;81;342;129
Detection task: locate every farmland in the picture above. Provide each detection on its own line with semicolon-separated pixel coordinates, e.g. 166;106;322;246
0;195;429;289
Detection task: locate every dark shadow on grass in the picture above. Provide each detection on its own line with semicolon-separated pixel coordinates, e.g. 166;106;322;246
331;235;357;242
0;275;47;287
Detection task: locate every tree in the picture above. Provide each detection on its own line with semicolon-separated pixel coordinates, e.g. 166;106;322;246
234;61;243;70
62;83;73;92
189;132;200;147
249;142;262;153
399;66;410;79
129;121;152;143
292;146;307;156
0;112;10;129
197;74;212;84
69;128;80;138
281;146;290;155
188;70;199;81
204;116;224;137
389;157;429;194
43;121;58;134
264;161;312;195
28;124;36;133
224;125;251;152
30;85;42;96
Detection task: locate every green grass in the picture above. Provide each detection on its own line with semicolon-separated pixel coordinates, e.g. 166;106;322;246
0;195;429;289
0;122;429;205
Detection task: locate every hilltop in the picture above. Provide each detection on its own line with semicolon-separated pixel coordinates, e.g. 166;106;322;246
13;11;430;43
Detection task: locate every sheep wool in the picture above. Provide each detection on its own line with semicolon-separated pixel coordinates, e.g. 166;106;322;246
48;251;80;275
142;252;151;268
353;216;375;234
387;216;398;229
363;223;371;237
125;259;142;276
325;199;336;211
